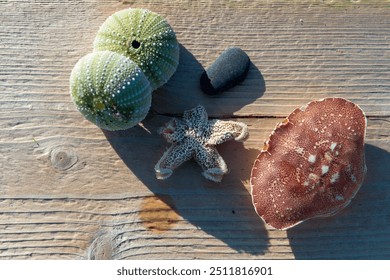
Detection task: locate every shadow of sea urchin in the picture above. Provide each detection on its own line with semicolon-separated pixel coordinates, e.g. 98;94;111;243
93;8;180;91
70;51;152;131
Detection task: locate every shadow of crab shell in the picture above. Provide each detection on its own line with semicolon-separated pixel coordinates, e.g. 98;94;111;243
287;144;390;259
102;115;269;256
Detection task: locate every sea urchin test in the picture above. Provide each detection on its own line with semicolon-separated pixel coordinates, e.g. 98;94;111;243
250;98;366;230
70;51;152;131
93;8;180;90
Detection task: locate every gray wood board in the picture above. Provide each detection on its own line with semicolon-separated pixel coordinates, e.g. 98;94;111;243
0;0;389;259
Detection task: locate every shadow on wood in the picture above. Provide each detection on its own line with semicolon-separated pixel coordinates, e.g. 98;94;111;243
152;44;266;117
101;44;270;257
103;117;269;256
287;144;390;259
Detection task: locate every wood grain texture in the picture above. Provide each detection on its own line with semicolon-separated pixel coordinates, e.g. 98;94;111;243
0;0;389;259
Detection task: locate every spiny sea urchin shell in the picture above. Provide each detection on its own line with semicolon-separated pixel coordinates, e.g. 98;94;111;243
70;51;152;131
93;8;180;90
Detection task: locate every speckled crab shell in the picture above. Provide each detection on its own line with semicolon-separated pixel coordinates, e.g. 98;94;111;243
250;98;367;230
70;51;152;131
93;8;180;90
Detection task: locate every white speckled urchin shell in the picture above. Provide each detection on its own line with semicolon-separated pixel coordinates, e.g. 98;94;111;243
70;51;152;131
93;8;180;90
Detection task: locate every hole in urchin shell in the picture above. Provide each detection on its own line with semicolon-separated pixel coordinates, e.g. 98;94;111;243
131;40;141;49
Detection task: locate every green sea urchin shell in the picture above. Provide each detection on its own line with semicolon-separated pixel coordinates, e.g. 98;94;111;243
93;8;180;90
70;51;152;131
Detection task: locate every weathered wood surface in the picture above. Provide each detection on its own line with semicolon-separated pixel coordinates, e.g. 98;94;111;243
0;0;389;259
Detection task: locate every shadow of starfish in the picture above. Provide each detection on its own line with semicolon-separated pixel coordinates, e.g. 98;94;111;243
102;45;269;255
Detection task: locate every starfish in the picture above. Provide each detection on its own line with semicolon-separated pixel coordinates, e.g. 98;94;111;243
155;105;249;182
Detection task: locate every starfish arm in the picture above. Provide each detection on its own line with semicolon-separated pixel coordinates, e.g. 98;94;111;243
158;118;185;144
155;144;193;180
207;120;249;146
183;105;209;131
193;146;228;182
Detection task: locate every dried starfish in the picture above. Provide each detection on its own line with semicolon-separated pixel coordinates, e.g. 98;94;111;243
155;105;248;182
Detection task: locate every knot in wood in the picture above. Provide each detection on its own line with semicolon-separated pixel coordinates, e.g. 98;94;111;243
50;147;78;171
88;231;113;260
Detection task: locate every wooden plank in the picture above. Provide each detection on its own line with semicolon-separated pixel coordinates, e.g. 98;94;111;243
1;0;390;259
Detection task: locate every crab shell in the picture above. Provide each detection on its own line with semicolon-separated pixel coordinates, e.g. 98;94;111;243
93;8;180;91
250;98;367;230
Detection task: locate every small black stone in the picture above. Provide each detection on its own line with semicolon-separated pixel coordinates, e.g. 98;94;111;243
200;47;250;95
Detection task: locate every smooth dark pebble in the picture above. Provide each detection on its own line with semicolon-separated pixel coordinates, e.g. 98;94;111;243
200;47;250;95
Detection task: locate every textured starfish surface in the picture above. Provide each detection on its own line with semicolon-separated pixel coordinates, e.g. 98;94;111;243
155;105;249;182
